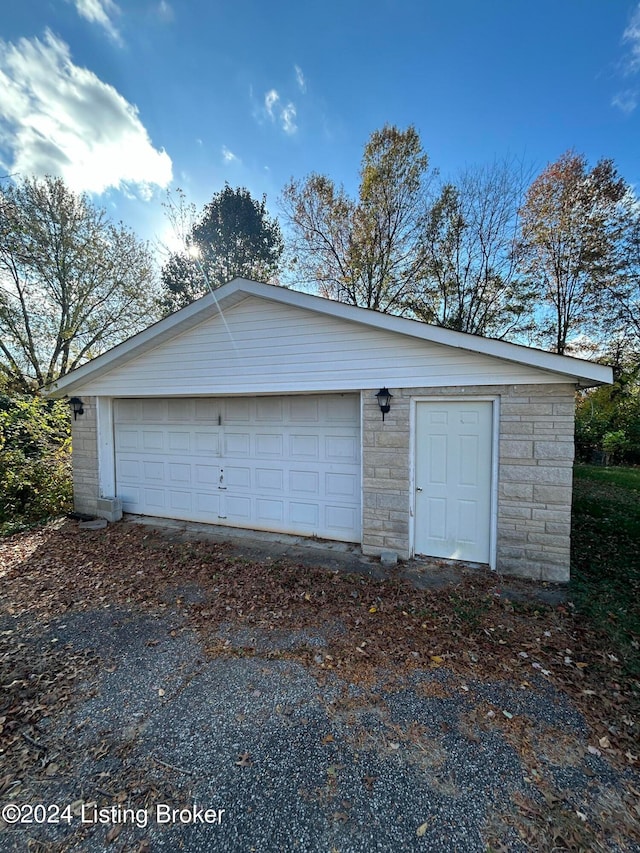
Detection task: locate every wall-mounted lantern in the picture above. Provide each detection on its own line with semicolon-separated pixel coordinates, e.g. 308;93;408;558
375;387;393;422
69;397;84;420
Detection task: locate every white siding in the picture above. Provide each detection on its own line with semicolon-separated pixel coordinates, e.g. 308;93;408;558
79;297;563;396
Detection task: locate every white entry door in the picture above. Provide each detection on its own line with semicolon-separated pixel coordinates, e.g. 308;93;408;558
414;400;493;563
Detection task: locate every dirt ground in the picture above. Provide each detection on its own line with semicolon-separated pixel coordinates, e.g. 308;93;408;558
0;519;638;852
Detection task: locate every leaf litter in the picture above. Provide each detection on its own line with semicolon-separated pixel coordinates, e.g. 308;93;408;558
0;518;638;851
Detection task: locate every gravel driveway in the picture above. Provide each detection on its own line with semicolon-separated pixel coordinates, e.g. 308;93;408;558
1;520;638;852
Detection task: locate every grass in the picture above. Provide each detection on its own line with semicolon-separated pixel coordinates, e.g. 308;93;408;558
571;463;640;676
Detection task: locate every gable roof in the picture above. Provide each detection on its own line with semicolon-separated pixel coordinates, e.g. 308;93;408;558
45;278;612;397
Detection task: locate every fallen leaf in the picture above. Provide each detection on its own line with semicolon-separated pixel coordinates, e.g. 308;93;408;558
235;752;251;767
416;821;429;837
106;824;122;843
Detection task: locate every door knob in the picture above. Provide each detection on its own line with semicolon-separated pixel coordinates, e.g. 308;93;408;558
416;487;423;492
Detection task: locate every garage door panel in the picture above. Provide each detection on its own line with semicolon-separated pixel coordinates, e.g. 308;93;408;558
115;394;361;543
256;499;284;522
226;495;252;520
327;396;359;421
168;463;191;484
118;458;140;479
326;472;358;498
290;397;319;421
290;470;318;494
118;484;140;506
225;433;250;456
142;431;163;451
255;434;283;457
142;400;166;421
290;434;319;458
257;468;284;490
168;431;190;452
290;502;319;527
143;461;164;481
256;398;283;422
223;398;250;421
195;399;217;420
195;492;222;514
194;465;220;485
224;466;251;489
326;504;359;532
143;487;165;509
325;436;358;461
169;491;192;511
195;432;219;453
117;430;139;451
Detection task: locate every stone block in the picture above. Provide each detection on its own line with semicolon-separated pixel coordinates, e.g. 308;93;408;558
540;564;570;583
500;440;533;458
532;484;573;504
500;421;534;435
534;441;574;460
500;465;572;486
499;482;534;501
376;494;409;511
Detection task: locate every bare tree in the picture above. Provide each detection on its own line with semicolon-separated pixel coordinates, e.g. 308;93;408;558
409;158;535;338
280;125;434;313
0;176;158;391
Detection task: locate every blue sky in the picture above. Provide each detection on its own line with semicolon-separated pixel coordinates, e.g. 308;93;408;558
1;1;639;258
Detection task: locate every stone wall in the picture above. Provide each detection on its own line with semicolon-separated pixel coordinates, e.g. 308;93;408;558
70;395;99;515
361;383;575;582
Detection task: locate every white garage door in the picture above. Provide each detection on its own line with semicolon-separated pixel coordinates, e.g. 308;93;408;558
114;395;361;543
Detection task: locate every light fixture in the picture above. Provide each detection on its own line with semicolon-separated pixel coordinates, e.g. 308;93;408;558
375;387;393;421
69;397;84;420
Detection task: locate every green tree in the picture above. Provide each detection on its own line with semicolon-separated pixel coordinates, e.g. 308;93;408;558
518;151;631;354
409;160;535;337
160;184;283;312
280;124;434;313
0;176;159;392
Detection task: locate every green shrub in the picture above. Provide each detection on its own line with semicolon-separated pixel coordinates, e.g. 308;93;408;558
0;396;72;532
575;365;640;465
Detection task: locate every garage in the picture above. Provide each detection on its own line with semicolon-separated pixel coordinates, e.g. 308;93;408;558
49;278;612;582
114;393;361;542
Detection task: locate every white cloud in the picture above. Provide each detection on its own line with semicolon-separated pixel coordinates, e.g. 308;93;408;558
263;88;297;134
281;103;297;135
68;0;122;43
221;145;239;163
0;31;172;198
612;89;638;114
265;89;280;119
622;3;640;74
294;64;306;93
156;1;174;23
612;4;640;114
